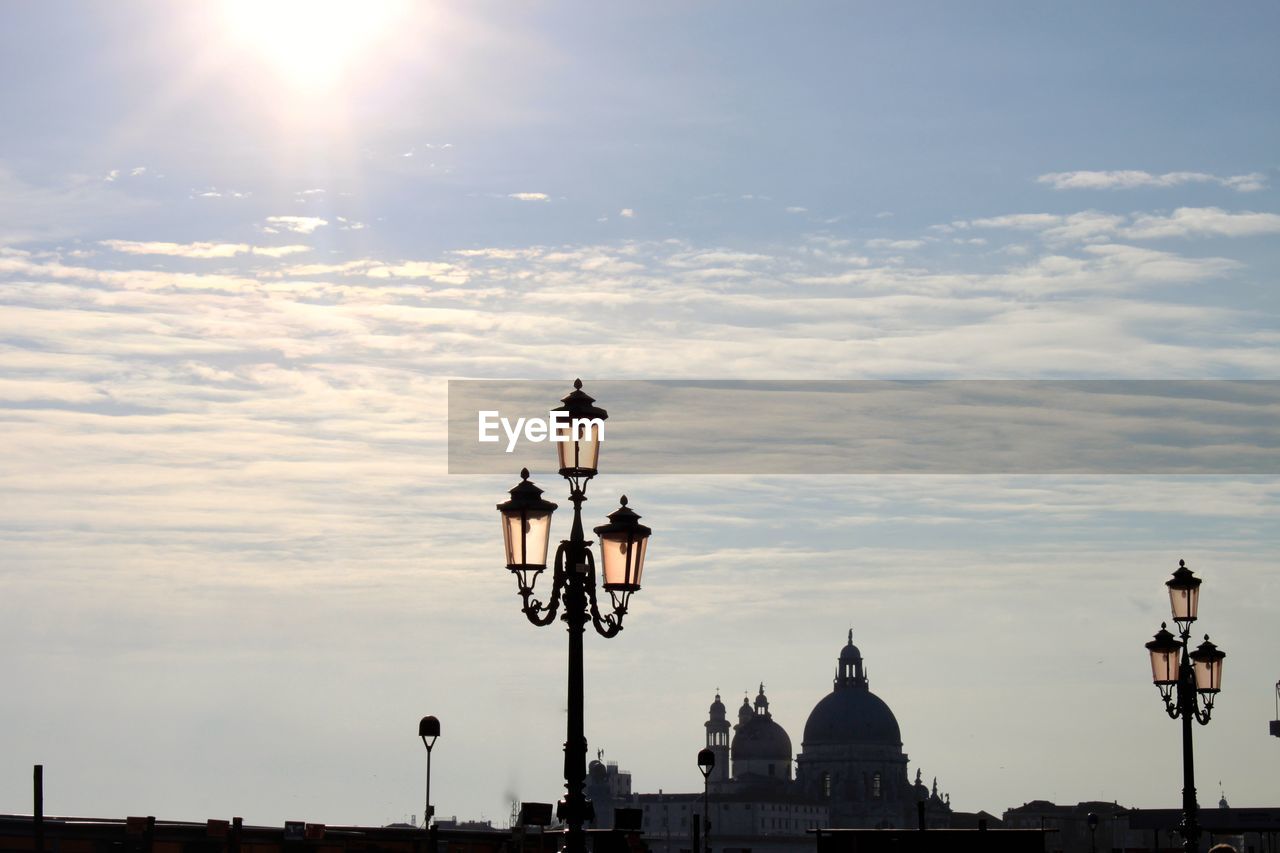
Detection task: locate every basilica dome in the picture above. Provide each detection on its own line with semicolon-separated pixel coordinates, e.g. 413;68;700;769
802;631;902;747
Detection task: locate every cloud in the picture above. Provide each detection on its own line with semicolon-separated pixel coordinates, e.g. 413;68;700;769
619;208;635;218
785;207;808;214
192;188;251;199
1037;170;1268;192
100;240;310;259
866;239;925;250
1123;207;1280;240
949;207;1280;245
964;213;1062;231
508;192;549;202
262;215;328;234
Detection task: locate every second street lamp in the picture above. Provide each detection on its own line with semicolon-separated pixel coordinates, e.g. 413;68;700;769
497;380;653;853
418;716;440;828
697;748;715;853
1143;560;1227;853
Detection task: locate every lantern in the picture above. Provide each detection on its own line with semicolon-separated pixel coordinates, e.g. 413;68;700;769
497;468;558;589
553;379;608;478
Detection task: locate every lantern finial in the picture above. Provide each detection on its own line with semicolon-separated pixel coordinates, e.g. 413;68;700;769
574;377;583;390
521;467;530;480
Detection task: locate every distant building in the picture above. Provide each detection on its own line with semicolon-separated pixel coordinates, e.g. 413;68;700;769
610;631;954;853
586;755;634;829
1003;800;1280;853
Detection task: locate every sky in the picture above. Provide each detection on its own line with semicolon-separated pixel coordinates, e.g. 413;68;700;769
2;0;1279;830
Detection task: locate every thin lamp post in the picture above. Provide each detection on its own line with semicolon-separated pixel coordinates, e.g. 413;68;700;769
697;749;715;853
497;381;653;853
1144;560;1227;853
419;716;440;827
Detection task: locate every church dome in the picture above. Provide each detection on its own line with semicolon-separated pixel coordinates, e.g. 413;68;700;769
732;712;793;760
709;693;726;716
803;688;902;746
802;631;902;747
731;684;792;761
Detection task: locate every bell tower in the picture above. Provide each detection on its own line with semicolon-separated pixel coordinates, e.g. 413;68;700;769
704;691;730;783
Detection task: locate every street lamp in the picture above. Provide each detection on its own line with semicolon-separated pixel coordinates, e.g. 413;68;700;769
497;380;653;853
418;716;440;827
1087;813;1098;853
1144;560;1227;853
697;749;715;853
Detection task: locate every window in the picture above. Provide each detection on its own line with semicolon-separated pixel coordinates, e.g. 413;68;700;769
821;772;831;799
768;763;775;777
872;772;882;799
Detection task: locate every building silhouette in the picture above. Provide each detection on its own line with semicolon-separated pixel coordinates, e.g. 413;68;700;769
619;631;953;852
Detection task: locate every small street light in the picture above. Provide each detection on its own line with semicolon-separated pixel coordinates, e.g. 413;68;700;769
419;716;440;827
1088;812;1098;853
1144;560;1227;853
497;380;653;853
697;749;715;853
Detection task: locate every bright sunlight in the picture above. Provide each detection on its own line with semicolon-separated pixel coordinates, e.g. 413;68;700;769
221;0;409;91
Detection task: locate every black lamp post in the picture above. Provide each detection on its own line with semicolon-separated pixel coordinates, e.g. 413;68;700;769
497;380;653;853
419;716;440;827
697;749;715;853
1144;560;1227;853
1087;812;1098;853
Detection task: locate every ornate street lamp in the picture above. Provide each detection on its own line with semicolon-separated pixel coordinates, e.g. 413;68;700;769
497;380;653;853
1143;560;1227;853
418;716;440;827
697;749;715;853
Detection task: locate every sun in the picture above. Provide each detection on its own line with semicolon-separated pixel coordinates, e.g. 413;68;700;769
221;0;409;91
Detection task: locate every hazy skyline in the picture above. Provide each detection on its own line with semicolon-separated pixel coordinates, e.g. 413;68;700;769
2;1;1278;829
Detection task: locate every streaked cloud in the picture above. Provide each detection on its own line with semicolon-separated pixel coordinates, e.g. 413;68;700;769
948;207;1280;245
1037;170;1268;192
261;215;328;234
1124;207;1280;239
100;240;311;259
866;238;925;250
508;192;549;202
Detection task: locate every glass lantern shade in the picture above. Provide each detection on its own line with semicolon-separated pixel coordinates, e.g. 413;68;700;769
593;496;652;592
1166;560;1201;624
697;747;716;776
497;469;558;573
1190;636;1225;694
556;418;603;478
1145;624;1181;686
501;508;554;569
553;379;608;478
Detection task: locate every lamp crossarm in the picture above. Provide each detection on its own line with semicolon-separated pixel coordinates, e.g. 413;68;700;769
585;549;625;638
520;544;568;627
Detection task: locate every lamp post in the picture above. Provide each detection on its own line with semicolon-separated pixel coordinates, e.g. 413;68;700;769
419;716;440;827
497;380;653;853
1144;560;1227;853
1087;812;1098;853
697;749;715;853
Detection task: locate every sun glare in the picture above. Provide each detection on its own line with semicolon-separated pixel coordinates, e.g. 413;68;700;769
221;0;409;91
